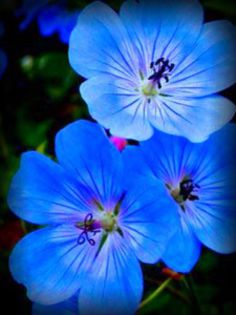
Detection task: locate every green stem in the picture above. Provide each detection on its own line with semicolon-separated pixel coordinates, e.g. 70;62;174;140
20;220;27;234
182;275;202;315
138;278;172;311
144;277;191;305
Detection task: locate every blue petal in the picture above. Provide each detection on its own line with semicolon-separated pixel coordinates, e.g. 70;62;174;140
139;127;201;189
33;294;78;315
121;146;179;263
10;225;103;305
58;11;79;44
168;21;236;96
37;4;79;44
187;201;236;254
120;0;203;73
122;145;155;181
55;120;124;205
185;124;236;253
162;218;201;273
78;233;143;315
7;151;94;225
37;5;61;37
80;75;153;141
0;49;7;78
149;95;235;142
69;1;139;79
140;124;236;254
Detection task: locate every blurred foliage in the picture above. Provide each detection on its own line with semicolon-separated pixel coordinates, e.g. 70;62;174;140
202;0;236;18
0;0;236;314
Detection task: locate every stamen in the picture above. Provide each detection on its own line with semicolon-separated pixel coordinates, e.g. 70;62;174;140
179;179;200;202
148;57;175;89
168;178;200;212
77;213;101;246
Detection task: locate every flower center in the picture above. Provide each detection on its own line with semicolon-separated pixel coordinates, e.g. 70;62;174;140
141;81;158;97
148;57;175;89
100;211;117;232
168;177;200;211
76;193;126;246
179;179;200;202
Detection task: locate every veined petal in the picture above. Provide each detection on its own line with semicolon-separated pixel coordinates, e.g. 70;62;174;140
119;165;179;264
162;218;201;273
186;134;236;254
149;95;235;142
9;225;103;305
7;152;94;225
69;1;139;80
32;294;78;315
186;201;236;254
169;21;236;96
138;131;192;187
120;0;203;73
78;233;143;315
122;145;155;181
80;75;153;141
55;120;124;206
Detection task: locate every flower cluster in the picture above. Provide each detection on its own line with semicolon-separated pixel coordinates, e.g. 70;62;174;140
8;0;236;314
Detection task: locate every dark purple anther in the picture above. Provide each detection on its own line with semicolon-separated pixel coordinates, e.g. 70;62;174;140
148;57;175;89
77;213;101;246
180;179;200;202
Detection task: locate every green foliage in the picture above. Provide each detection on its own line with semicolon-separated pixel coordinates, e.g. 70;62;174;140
21;52;77;101
17;109;51;148
202;0;236;17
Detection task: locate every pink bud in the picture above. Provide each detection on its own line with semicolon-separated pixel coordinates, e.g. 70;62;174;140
110;136;127;151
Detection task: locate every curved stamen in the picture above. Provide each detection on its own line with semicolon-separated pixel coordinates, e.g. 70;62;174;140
148;57;175;89
179;179;200;202
77;213;101;246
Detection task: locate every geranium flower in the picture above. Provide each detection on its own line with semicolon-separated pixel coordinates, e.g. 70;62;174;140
8;120;178;314
123;124;236;272
69;0;236;142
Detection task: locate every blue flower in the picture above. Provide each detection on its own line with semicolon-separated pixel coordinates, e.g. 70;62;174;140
17;0;79;44
33;294;78;315
123;124;236;272
0;23;7;78
69;0;236;142
37;4;80;44
8;120;178;314
0;48;7;78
